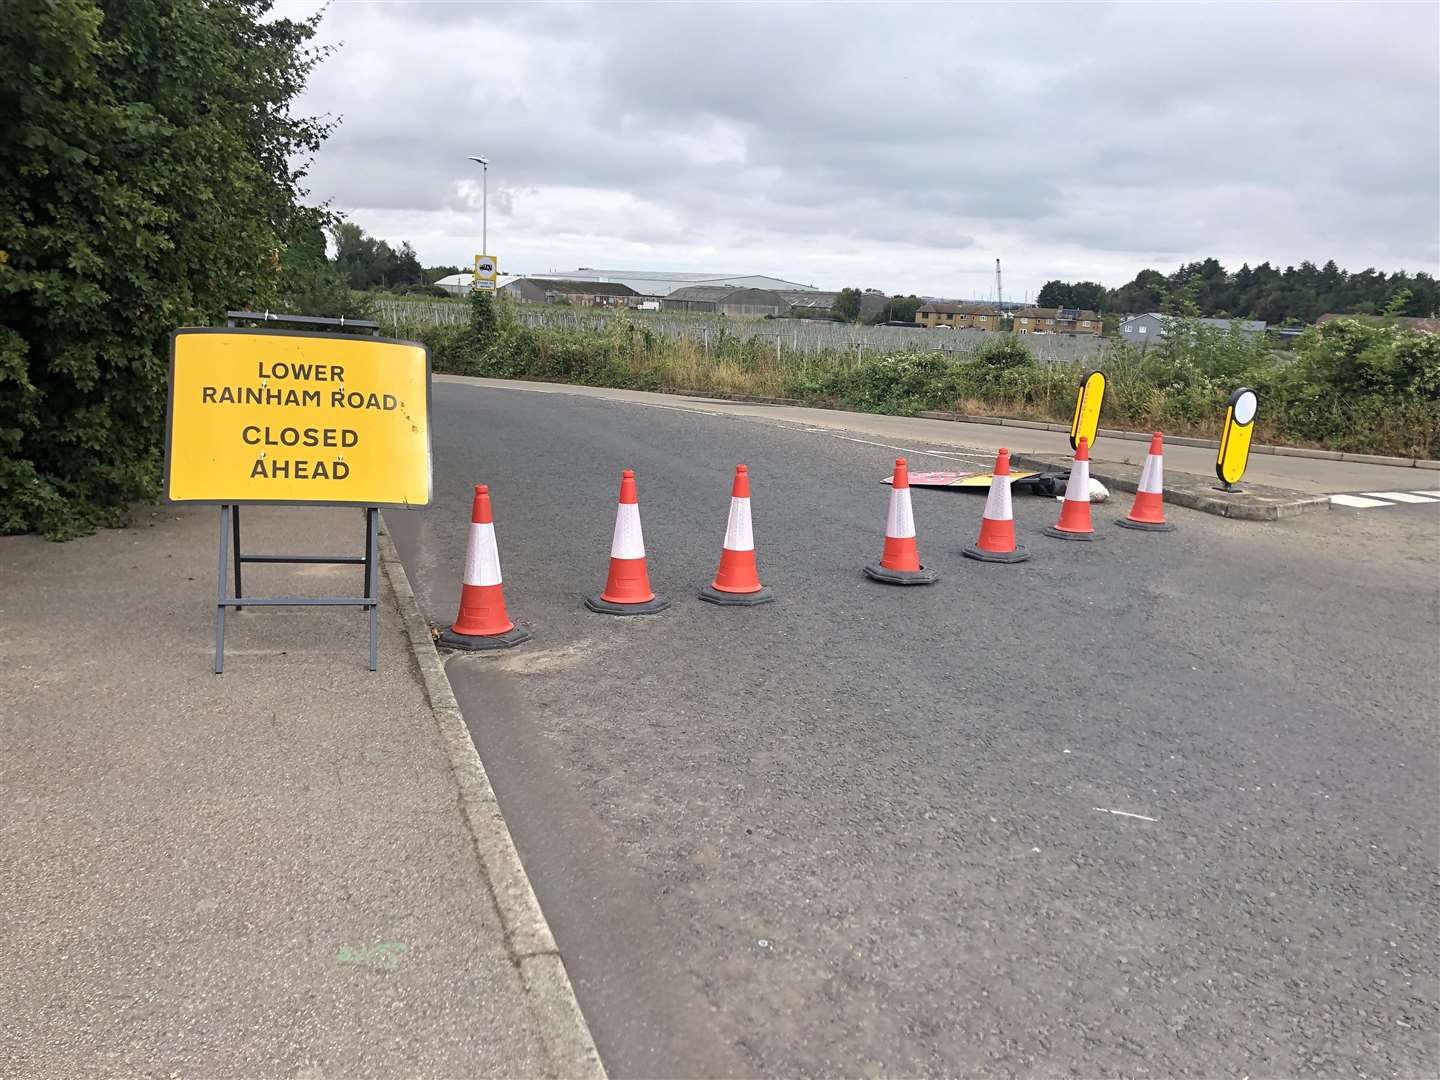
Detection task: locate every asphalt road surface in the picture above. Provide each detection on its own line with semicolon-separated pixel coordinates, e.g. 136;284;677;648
387;379;1438;1079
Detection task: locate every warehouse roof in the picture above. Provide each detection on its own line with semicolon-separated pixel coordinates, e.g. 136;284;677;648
513;278;639;297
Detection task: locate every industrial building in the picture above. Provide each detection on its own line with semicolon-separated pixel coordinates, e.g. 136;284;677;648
500;278;639;307
523;268;818;298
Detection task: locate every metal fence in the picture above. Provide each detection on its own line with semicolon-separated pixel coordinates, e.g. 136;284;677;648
370;297;1107;365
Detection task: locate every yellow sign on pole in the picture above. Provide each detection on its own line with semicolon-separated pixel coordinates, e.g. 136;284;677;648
1216;387;1258;490
1070;369;1106;451
165;329;432;507
473;253;498;290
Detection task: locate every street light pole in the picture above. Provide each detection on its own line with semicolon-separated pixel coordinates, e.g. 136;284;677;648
467;155;489;255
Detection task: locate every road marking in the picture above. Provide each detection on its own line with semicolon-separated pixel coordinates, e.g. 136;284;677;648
1359;491;1439;504
1330;490;1440;509
811;430;994;462
1330;494;1398;508
1093;807;1158;822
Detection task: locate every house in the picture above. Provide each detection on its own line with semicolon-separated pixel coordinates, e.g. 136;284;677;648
915;303;1004;331
1013;307;1103;336
1316;313;1440;334
1118;313;1266;344
500;278;640;307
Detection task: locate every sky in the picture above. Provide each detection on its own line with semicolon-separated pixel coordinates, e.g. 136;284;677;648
286;1;1440;300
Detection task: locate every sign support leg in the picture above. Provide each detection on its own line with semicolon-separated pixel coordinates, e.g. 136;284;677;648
232;505;243;611
215;505;230;674
366;507;379;671
363;508;374;602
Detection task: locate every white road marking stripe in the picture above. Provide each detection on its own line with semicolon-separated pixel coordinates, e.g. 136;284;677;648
1329;494;1393;508
1094;808;1158;822
1358;491;1438;503
813;430;992;462
1410;490;1440;497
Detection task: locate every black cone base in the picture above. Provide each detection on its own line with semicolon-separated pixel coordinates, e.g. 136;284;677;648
699;584;775;606
438;624;531;651
585;594;671;615
963;544;1032;563
1043;526;1102;542
1116;518;1175;533
863;563;939;585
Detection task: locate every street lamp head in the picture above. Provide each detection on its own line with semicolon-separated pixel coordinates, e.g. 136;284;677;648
467;155;489;166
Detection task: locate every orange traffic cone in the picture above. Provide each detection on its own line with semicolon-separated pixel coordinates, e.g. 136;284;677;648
1044;436;1102;542
700;465;774;606
439;484;531;650
865;458;938;584
963;448;1031;563
586;469;671;615
1117;432;1174;532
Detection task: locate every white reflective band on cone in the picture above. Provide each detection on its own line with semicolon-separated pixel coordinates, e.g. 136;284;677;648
886;487;916;538
462;522;503;586
1138;453;1163;494
610;502;646;559
983;475;1013;521
1067;460;1091;502
723;497;754;552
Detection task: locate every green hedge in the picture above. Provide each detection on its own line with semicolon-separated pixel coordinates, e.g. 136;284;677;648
413;296;1438;460
1;0;332;538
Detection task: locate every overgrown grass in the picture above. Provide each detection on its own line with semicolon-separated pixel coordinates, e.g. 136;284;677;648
400;297;1439;459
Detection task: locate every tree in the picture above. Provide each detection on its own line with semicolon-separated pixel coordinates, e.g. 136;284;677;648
275;222;373;321
1037;279;1107;312
1;0;333;537
874;294;921;323
833;287;863;322
392;242;424;288
1108;269;1169;314
332;221;394;290
1036;280;1070;308
1067;281;1107;312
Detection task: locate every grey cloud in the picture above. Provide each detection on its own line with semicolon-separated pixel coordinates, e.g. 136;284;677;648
295;1;1439;295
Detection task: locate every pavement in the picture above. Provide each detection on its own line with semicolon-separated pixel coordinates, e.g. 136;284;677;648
0;504;600;1079
387;376;1440;1078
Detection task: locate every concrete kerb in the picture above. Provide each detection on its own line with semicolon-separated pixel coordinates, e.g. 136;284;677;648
377;521;607;1080
1010;452;1332;522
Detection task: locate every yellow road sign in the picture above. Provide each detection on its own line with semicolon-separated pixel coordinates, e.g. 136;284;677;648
1070;369;1106;451
473;253;498;290
165;329;432;507
1216;387;1258;488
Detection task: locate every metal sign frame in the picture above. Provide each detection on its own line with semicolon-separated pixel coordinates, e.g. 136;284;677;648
177;312;427;673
